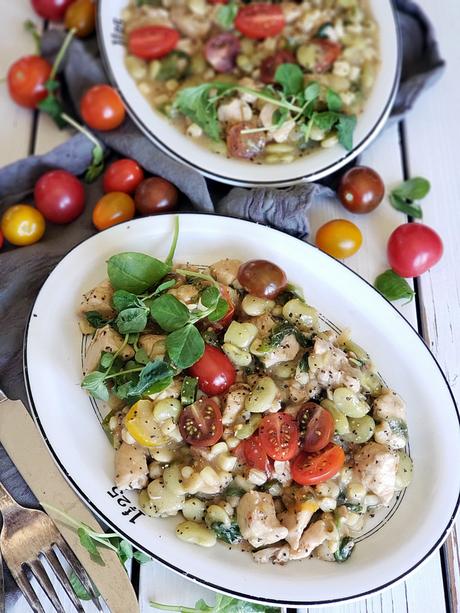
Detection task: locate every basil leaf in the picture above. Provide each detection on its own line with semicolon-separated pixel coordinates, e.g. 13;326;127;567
392;177;430;201
208;297;229;322
389;193;423;219
127;360;174;398
116;308;148;334
336;113;357;151
313;111;338;133
326;88;342;112
216;0;238;30
304;81;320;104
77;528;103;564
108;252;170;294
112;290;140;311
150;294;191;331
81;372;109;402
274;63;304;96
133;549;152;564
85;311;111;329
374;269;415;303
166;324;205;369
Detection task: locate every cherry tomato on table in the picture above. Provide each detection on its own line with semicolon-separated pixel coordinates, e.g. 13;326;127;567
34;170;85;224
31;0;74;21
235;4;285;40
64;0;96;38
387;223;443;278
7;56;52;108
297;402;334;453
103;159;144;194
315;219;362;259
291;444;345;486
226;122;266;160
205;33;241;73
80;85;125;131
134;177;178;215
338;166;385;214
179;397;223;447
128;26;180;60
260;50;296;84
1;205;45;246
238;259;287;299
188;344;236;396
311;39;342;73
243;434;270;473
92;192;135;231
259;413;299;461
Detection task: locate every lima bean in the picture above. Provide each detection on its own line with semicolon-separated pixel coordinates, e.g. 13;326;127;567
333;387;370;418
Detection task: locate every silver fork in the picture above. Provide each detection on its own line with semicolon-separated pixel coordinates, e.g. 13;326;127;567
0;482;102;613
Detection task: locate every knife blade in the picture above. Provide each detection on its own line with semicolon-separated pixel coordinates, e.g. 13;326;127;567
0;395;140;613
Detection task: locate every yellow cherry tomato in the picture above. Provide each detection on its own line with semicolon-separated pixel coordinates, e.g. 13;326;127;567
1;205;45;246
92;192;135;231
65;0;96;38
315;219;362;259
125;399;169;447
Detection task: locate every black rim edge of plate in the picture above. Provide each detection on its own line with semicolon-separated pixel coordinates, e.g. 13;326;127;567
23;213;460;607
95;0;402;187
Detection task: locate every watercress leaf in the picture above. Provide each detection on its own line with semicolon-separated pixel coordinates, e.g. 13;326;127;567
389;193;423;219
150;294;191;331
274;63;304;96
313;111;338;133
133;550;152;564
272;106;289;128
37;93;67;128
70;571;94;601
116;308;148;334
77;528;104;564
135;347;150;365
207;297;229;322
216;0;238;30
108;252;171;294
114;381;134;401
157;50;190;81
200;285;220;309
336;113;357;151
113;290;141;311
117;540;133;565
304;81;320;104
81;372;109;402
127;360;174;398
152;279;176;295
326;87;343;112
166;324;204;369
374;269;415;303
392;177;430;201
85;311;112;329
84;143;105;183
100;352;115;370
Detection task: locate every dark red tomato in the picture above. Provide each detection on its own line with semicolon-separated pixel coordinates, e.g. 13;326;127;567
260;50;295;84
178;398;223;447
103;159;144;194
338;166;385;214
80;85;126;131
235;4;285;39
311;38;342;73
226;122;266;160
259;413;299;461
134;177;179;215
31;0;74;21
387;223;443;278
128;26;179;60
205;33;240;73
297;402;334;453
34;170;85;224
188;344;236;396
0;230;3;250
7;56;52;109
243;434;270;472
291;444;345;486
237;259;287;299
210;286;235;331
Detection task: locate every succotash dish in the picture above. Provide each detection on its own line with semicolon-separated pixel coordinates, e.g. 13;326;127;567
79;220;412;564
121;0;379;164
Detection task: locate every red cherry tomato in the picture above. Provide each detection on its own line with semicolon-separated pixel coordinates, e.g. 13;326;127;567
235;4;285;39
205;33;241;73
188;344;236;396
226;122;266;160
297;403;334;453
7;56;52;109
34;170;85;224
259;413;299;461
237;259;287;299
210;286;235;331
80;85;126;131
387;223;443;278
31;0;74;21
243;434;270;472
128;26;180;60
134;177;179;215
311;39;342;73
338;166;385;214
103;159;144;194
178;398;223;447
291;444;345;486
260;50;296;84
92;192;135;231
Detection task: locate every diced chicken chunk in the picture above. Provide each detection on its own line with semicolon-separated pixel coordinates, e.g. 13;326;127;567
237;491;288;548
139;334;166;359
354;442;398;506
253;545;290;564
79;279;115;319
259;103;296;143
223;384;250;426
115;443;148;491
251;313;276;337
289;520;334;560
279;499;319;549
373;389;407;422
259;334;300;368
167;284;199;304
83;325;134;374
309;336;361;391
217;99;253;123
170;6;211;39
210;259;242;286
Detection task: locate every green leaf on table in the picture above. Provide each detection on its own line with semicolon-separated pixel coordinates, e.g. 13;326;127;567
85;143;105;183
116;307;148;334
126;360;174;398
37;91;66;129
150;293;191;331
216;0;238;29
326;87;343;112
85;311;112;329
389;193;423;219
81;371;109;402
374;269;415;303
108;252;171;294
336;113;357;151
77;527;104;564
274;63;304;96
133;549;152;564
392;177;431;201
150;593;281;613
166;324;204;369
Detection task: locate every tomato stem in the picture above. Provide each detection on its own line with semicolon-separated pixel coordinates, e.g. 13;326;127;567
60;112;104;157
23;20;42;55
50;27;77;81
104;366;143;380
175;268;218;286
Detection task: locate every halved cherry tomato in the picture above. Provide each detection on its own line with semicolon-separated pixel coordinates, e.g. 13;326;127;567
125;399;169;447
34;170;85;224
243;434;270;472
7;56;52;108
387;223;443;278
291;444;345;486
297;402;334;453
235;4;285;40
1;205;45;246
103;159;144;194
31;0;74;21
226;122;266;160
80;85;126;131
260;50;295;84
178;397;223;447
64;0;96;38
188;344;236;396
311;39;342;73
237;259;287;299
315;219;362;259
128;26;180;60
259;413;299;461
210;286;234;330
92;192;135;231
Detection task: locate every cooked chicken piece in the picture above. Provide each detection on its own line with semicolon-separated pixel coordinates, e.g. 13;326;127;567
139;334;167;359
259;103;295;143
253;545;290;565
115;443;148;491
83;325;134;374
78;316;96;335
279;499;319;549
222;384;250;426
239;78;259;103
251;313;276;337
272;461;292;486
167;284;199;304
259;334;300;368
79;279;115;319
289;519;334;560
209;259;242;286
237;491;288;548
309;336;361;391
170;6;211;39
374;421;407;450
217;99;253;124
353;442;398;506
373;389;407;422
124;7;173;32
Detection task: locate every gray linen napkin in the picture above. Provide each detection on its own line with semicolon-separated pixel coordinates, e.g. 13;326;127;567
0;1;445;606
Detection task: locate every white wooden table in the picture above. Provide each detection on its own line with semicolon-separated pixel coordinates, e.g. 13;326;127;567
1;0;459;611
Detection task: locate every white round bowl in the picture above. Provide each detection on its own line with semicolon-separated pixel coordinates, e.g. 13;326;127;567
97;1;400;186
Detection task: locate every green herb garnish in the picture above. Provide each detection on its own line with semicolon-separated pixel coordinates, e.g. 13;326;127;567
389;177;431;219
374;269;415;303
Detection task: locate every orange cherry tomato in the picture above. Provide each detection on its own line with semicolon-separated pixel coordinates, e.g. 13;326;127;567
64;0;96;38
80;85;126;131
291;444;345;486
92;192;135;231
315;219;362;259
1;205;45;246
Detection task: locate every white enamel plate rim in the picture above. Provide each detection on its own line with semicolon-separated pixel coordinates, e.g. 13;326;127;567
24;215;460;606
97;0;400;186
